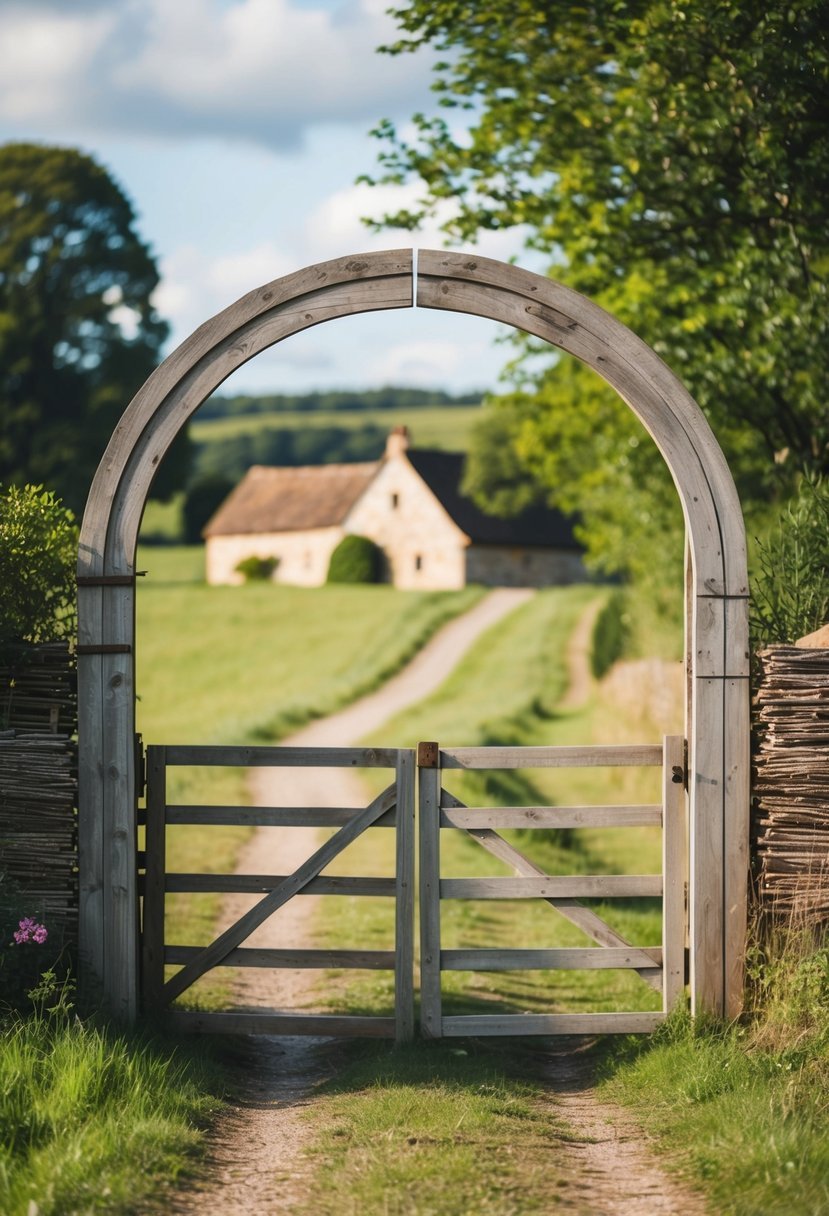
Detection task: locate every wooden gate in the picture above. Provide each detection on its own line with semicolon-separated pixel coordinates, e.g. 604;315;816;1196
139;745;415;1041
417;736;686;1037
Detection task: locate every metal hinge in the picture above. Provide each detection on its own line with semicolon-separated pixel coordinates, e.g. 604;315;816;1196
417;741;439;768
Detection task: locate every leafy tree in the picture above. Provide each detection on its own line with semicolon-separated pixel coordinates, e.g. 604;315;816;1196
0;484;77;654
751;475;829;647
365;0;829;577
182;473;234;544
0;143;189;514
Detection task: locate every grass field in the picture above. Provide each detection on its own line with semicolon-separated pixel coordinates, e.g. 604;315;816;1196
189;404;479;450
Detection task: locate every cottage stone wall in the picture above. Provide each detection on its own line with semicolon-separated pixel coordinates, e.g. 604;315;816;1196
345;455;467;590
465;545;586;588
205;526;344;586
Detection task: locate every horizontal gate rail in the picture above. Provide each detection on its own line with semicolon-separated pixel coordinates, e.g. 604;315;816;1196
141;744;415;1041
418;738;686;1039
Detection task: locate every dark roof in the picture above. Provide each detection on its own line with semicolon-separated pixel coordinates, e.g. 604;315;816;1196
406;449;580;549
203;462;379;536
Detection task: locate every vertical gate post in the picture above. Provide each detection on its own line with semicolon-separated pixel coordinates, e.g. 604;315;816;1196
394;749;416;1043
142;746;167;1013
418;741;442;1039
662;735;687;1014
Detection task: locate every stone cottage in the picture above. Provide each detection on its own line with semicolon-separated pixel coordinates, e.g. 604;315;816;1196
203;428;585;590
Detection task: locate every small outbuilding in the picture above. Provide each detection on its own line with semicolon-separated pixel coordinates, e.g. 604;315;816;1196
203;428;585;590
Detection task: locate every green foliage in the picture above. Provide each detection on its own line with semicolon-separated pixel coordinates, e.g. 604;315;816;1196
367;0;829;580
0;1015;222;1215
192;421;387;484
182;474;233;544
0;485;77;652
0;142;189;513
591;590;631;679
751;475;829;646
198;385;481;420
234;554;279;583
326;534;383;584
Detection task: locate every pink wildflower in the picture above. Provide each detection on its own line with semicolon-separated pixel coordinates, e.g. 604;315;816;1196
12;917;47;945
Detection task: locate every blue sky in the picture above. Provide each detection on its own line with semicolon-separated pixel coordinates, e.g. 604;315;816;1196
0;0;541;395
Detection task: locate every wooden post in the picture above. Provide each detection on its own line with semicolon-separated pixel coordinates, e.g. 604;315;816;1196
142;746;167;1013
394;749;416;1043
662;735;686;1014
418;742;442;1039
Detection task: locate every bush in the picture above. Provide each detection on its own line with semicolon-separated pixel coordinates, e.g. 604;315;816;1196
751;474;829;647
326;534;383;584
0;485;77;655
235;554;279;582
591;590;631;679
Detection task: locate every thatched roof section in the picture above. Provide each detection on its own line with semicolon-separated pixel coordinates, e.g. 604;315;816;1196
204;462;379;536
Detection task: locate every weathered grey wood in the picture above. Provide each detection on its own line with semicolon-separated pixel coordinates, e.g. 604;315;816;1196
164;946;395;969
440;804;662;829
441;876;663;899
164;745;400;769
166;805;397;827
394;749;416;1043
142;747;166;1011
162;784;397;1003
690;677;725;1015
419;758;442;1039
662;735;687;1013
161;874;396;896
440;744;662;770
441;947;663;971
724;676;750;1018
166;1011;396;1037
458;813;663;990
442;1012;665;1037
101;584;137;1023
76;583;104;1009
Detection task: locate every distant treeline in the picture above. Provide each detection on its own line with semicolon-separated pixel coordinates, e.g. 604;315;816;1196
198;386;482;420
194;423;387;482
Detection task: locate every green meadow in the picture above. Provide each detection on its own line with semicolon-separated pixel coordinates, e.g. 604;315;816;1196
189;403;478;450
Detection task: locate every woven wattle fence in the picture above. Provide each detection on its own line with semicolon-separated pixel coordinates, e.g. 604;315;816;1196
0;643;78;950
753;646;829;919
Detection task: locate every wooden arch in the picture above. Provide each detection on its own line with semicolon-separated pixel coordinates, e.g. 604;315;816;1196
78;248;749;1022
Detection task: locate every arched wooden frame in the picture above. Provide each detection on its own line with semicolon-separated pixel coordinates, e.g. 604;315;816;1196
78;248;749;1023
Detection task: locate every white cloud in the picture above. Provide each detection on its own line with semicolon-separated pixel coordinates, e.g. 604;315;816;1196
0;0;432;148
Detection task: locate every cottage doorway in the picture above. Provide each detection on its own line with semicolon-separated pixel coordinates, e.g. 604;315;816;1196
77;248;749;1025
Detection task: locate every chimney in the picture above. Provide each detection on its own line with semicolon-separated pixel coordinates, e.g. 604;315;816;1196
385;426;410;459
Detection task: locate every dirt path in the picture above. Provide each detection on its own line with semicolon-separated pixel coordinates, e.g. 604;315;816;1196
171;588;532;1215
172;589;706;1216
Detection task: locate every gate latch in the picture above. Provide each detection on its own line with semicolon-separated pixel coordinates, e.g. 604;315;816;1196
417;741;439;768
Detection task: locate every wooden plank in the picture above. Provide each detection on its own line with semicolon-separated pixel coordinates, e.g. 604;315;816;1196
723;676;750;1018
142;747;166;1011
662;735;687;1014
441;947;663;971
419;757;442;1039
440;744;662;770
441;1012;665;1037
165;946;395;969
440;804;662;829
162;874;396;896
164;745;400;769
394;749;416;1044
166;805;397;827
458;813;663;990
441;876;663;899
690;675;725;1015
162;783;397;1004
76;583;104;1010
166;1011;396;1037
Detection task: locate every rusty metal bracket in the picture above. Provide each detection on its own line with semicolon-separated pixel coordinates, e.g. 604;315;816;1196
417;741;439;768
76;644;132;655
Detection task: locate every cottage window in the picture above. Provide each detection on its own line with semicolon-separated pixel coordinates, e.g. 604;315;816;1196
391;492;399;510
414;554;423;571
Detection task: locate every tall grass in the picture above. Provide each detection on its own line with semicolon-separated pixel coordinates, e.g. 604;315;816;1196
0;1010;222;1216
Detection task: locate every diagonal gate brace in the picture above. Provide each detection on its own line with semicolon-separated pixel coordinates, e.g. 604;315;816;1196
442;791;662;991
163;783;397;1005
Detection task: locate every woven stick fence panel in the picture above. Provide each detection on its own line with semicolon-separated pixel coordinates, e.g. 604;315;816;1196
0;643;78;945
753;646;829;918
